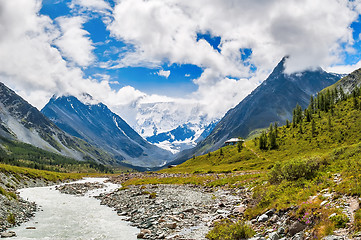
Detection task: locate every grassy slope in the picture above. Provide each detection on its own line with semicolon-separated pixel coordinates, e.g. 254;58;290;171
163;96;361;174
155;95;361;237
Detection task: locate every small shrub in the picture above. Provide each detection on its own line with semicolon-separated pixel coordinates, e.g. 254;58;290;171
355;209;361;231
141;191;150;195
7;213;15;225
330;214;349;228
268;157;322;184
0;187;6;196
149;192;157;199
206;219;255;240
7;191;17;200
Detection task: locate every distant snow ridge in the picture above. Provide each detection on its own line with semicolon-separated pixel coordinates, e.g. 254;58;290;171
125;101;218;153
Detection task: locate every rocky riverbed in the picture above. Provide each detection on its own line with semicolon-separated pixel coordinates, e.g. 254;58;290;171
55;182;105;196
3;171;360;240
96;184;249;239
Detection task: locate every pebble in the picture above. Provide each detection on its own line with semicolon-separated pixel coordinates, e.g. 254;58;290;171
0;231;16;238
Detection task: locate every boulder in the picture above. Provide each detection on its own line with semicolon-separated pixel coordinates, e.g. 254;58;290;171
265;209;276;217
269;232;279;240
288;221;306;236
258;214;269;222
292;232;304;240
164;222;177;229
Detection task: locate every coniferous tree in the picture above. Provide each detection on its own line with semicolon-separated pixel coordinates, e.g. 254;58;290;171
268;123;277;150
286;119;290;128
259;131;268;150
292;104;303;126
237;141;243;152
274;122;278;138
353;90;359;109
311;119;316;137
220;148;223;156
309;95;315;114
269;131;277;150
305;109;312;122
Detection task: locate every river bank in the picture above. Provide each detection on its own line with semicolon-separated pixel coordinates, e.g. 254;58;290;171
4;178;139;239
3;172;361;239
0;171;57;234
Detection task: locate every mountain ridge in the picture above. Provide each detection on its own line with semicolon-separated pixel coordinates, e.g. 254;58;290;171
0;82;116;165
41;95;174;168
173;57;343;164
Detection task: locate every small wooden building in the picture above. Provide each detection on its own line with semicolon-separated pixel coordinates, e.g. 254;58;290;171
224;138;244;146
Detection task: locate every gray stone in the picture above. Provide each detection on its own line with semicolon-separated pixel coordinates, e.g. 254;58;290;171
0;231;16;238
269;214;279;223
277;227;285;235
320;201;328;207
288;221;306;236
164;222;177;229
292;232;304;240
137;232;144;239
265;209;276;217
258;214;269;222
269;232;279;240
322;236;345;240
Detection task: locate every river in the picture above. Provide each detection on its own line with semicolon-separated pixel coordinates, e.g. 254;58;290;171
9;178;138;240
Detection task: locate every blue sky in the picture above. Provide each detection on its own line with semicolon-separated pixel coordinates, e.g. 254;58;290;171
1;0;361;125
40;0;204;97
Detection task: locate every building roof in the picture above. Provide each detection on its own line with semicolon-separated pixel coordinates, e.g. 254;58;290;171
224;138;244;143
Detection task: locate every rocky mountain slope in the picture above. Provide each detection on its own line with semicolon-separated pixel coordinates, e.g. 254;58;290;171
41;96;173;168
0;82;114;165
174;57;342;164
322;68;361;94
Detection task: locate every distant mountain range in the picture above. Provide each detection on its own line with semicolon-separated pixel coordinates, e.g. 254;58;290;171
146;120;218;153
41;96;173;168
174;57;343;164
119;101;217;153
0;82;115;165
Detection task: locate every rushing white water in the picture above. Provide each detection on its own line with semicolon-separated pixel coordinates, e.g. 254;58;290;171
10;178;138;240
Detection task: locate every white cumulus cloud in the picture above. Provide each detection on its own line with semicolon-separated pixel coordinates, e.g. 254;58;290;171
157;70;171;78
55;16;95;67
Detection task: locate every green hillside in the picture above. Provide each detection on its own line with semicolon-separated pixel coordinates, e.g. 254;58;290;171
160;85;361;238
164;86;361;173
0;136;115;173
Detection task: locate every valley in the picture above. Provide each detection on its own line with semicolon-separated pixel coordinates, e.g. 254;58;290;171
1;61;361;240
